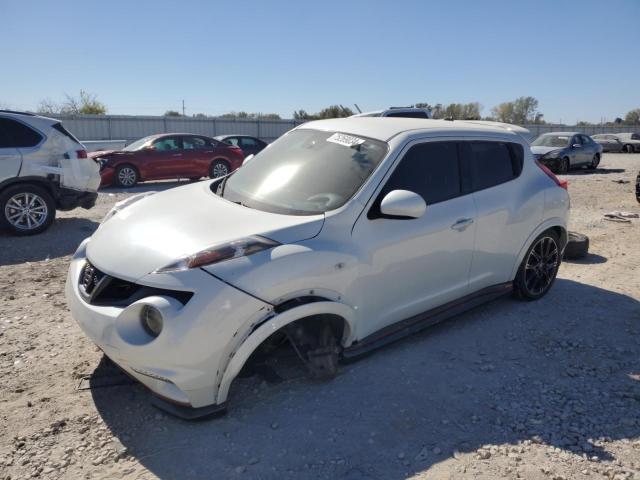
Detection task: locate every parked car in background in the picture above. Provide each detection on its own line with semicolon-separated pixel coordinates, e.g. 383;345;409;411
0;110;100;235
92;133;244;187
531;132;602;173
591;134;625;152
614;132;640;153
214;135;267;157
351;106;431;118
66;118;569;418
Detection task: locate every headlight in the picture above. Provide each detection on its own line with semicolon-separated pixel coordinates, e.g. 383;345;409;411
153;235;280;273
100;192;156;226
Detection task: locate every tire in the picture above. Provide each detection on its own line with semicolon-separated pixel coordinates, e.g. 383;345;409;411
115;164;138;188
209;159;230;179
587;154;600;170
624;144;634;154
558;157;570;174
0;184;56;236
563;232;589;260
635;170;639;204
513;230;561;301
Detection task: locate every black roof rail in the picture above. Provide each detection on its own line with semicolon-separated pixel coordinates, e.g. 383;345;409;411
0;110;36;116
388;106;415;110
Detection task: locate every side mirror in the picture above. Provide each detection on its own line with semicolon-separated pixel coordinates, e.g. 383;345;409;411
143;145;155;151
380;190;426;219
243;154;254;164
572;143;581;148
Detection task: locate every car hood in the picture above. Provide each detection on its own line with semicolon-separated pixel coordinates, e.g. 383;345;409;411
88;150;118;159
86;181;324;281
530;146;563;155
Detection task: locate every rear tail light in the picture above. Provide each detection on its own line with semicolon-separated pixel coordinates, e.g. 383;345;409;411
535;159;568;190
76;149;88;159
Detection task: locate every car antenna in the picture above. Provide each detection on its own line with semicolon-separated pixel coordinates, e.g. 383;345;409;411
354;103;362;114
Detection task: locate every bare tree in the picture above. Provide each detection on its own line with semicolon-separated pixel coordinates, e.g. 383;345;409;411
37;91;107;115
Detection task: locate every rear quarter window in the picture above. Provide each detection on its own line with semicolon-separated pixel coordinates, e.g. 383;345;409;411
465;141;523;192
0;118;43;148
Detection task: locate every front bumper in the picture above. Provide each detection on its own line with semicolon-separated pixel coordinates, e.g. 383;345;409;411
99;167;115;187
65;238;271;411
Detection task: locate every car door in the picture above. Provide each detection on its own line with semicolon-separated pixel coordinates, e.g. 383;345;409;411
181;136;216;176
239;137;262;156
580;135;597;163
148;136;183;178
0;118;23;182
464;140;538;292
568;135;585;165
351;140;476;339
609;135;624;152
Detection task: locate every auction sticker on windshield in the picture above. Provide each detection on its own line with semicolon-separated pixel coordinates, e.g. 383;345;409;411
327;132;366;148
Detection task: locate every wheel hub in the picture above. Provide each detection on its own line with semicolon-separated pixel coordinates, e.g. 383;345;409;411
4;193;48;230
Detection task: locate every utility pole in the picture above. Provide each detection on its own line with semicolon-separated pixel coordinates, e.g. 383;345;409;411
182;99;185;116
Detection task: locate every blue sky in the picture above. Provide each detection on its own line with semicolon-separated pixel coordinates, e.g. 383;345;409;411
1;0;638;123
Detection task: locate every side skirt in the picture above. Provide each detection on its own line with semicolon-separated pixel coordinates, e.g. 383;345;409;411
342;282;513;360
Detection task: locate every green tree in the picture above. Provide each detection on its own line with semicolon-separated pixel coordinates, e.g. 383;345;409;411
293;105;353;120
164;110;182;117
624;108;640;125
491;96;540;124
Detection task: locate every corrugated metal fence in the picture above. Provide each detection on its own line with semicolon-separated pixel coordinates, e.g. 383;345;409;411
49;114;640;144
51;114;307;143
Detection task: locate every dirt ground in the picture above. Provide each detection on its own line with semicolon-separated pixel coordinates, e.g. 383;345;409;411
1;153;639;480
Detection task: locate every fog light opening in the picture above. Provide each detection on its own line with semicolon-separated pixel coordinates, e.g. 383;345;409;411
141;305;163;337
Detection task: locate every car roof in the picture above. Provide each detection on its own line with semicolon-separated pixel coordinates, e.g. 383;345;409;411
299;117;523;142
214;134;257;139
539;131;580;136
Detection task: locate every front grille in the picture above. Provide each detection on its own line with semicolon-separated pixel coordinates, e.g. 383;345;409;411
78;261;193;307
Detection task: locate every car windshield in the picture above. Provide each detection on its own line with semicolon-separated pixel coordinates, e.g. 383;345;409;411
531;135;570;147
219;129;388;215
123;135;155;151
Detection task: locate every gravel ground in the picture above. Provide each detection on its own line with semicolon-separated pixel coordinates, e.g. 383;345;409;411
0;154;639;480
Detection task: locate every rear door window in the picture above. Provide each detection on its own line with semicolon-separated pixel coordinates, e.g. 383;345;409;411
464;141;522;192
182;136;211;149
373;141;460;214
152;136;182;151
0;118;43;148
240;137;258;148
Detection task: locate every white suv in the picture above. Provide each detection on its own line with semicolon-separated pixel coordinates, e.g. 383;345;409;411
66;118;569;418
0;111;101;235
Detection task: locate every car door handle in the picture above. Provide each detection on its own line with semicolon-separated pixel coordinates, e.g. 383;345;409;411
451;218;474;231
172;153;182;157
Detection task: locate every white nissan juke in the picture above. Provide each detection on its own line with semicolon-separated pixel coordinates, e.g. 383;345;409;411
66;118;569;418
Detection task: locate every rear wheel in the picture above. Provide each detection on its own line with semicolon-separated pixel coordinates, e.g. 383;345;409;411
209;159;230;178
588;153;600;169
514;231;561;301
0;184;56;236
115;164;138;188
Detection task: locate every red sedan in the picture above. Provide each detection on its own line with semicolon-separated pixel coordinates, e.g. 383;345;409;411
91;133;245;188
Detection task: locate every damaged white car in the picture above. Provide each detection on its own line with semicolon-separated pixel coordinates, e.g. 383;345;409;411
0;110;100;235
66;118;569;419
